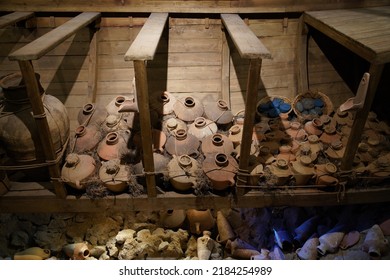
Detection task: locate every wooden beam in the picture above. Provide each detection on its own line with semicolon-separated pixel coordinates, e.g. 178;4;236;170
0;11;34;29
296;14;309;94
9;12;100;61
124;13;168;61
221;28;231;105
87;29;99;103
221;14;271;59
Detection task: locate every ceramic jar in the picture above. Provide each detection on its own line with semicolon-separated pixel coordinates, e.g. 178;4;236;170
226;238;261;259
159;209;186;229
134;129;166;153
0;72;70;163
285;121;308;142
134;152;170;180
276;145;296;162
361;224;389;259
63;243;90;260
186;209;215;235
201;133;234;156
293;216;320;247
150;91;177;116
203;99;234;126
97;131;130;161
314;163;338;186
266;158;292;186
73;125;102;154
99;159;128;193
202;153;238;191
332;108;353;127
296;234;319;260
291;155;315;185
257;146;276;165
317;224;346;256
101;114;131;133
165;129;200;157
106;95;131;115
362;156;390;181
357;142;374;164
167;155;200;191
77;103;108;126
320;125;341;145
61;153;96;190
13;247;51;260
304;118;323;136
188;117;218;140
162;117;187;136
307;135;323;158
228;124;243;147
173;96;204;122
216;210;236;244
325;140;345;161
197;231;215;260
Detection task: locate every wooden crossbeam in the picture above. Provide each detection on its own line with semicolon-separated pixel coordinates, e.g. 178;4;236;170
0;11;34;29
9;12;100;61
124;13;168;61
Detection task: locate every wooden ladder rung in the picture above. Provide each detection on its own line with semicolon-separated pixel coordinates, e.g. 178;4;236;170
124;12;169;61
221;13;271;59
9;12;100;61
0;12;34;29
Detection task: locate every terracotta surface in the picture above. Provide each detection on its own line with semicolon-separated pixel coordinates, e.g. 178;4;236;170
202;153;238;191
173;96;204;122
97;131;130;161
73;125;102;154
61;153;96;190
167;155;199;191
201;133;234;156
203;99;234;126
99;159;128;192
77;103;108;126
165;129;200;157
188;117;218;140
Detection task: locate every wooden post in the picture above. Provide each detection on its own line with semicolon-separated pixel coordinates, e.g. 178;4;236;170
133;60;157;197
87;29;99;103
296;14;309;94
237;58;262;193
18;60;67;198
221;28;231;106
341;63;384;170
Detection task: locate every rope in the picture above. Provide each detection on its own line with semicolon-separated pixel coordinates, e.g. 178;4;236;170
32;112;47;119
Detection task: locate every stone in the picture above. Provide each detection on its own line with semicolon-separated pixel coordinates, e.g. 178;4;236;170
99;252;111;260
106;237;119;258
85;217;120;245
34;230;66;253
185;236;198;258
89;245;107;259
158;241;169;251
65;222;91;243
18;213;51;226
48;219;67;230
132;223;157;232
10;230;29;247
115;229;136;245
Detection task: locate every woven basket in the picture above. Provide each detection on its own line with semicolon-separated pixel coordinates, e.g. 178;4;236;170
293;90;334;121
256;95;293;118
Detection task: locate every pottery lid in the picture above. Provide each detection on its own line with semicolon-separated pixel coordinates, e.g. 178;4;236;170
290;121;301;130
330;140;343;150
279;145;292;153
308;135;319;144
105;160;120;174
325;163;337;174
65;153;80;167
276;158;288;169
106;114;120;127
367;136;380;146
166;118;178;129
229;125;241;135
300;155;312;166
178;154;193;168
324;125;336;134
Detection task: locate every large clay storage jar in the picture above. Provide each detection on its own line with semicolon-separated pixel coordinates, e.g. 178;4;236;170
173;95;204;122
325;140;345;161
134;152;170;184
99;159;128;193
291;155;315;185
61;153;96;190
162;117;187;136
186;209;215;235
320;125;341;146
150;91;177;116
314;162;338;186
101;114;131;133
204;99;234;127
265;158;292;186
106;95;129;116
285;121;308;142
307;135;323;158
202;153;238;191
201;133;234;156
73;125;102;154
304;118;323;136
165;129;200;157
77;103;108;126
159;209;186;229
97;131;130;161
188;117;218;140
0;72;70;163
167;155;200;192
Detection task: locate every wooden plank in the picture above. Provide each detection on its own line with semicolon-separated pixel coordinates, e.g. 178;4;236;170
296;14;309;94
0;11;34;29
124;13;168;61
221;14;271;59
87;30;99;103
221;29;230;105
9;12;100;61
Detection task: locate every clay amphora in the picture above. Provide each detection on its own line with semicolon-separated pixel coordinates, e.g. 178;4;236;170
101;114;131;133
317;224;346;256
73;125;102;154
266;158;292;186
188;117;218;140
379;218;390;236
293;215;320;247
186;209;215;235
203;99;234;126
228;124;243;147
276;145;296;162
325;140;345;161
61;153;96;190
216;210;236;244
106;95;131;115
159;209;186;229
290;156;315;185
173;96;204;122
285;121;308;142
77;103;108;127
97;131;130;161
257;146;276;166
202;153;238;191
320;125;341;145
201;133;234;156
14;247;51;260
167;155;200;191
63;242;90;260
332;108;353;127
150;91;177;116
226;238;261;259
165;129;200;157
304;118;323;136
296;234;319;260
99;159;128;192
340;230;360;250
361;224;389;259
197;231;214;260
0;72;69;163
307;135;323;158
357;142;374;165
134;129;166;153
162;117;187;136
314;163;338;186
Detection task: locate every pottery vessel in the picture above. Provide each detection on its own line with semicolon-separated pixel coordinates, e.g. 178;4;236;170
197;231;214;260
159;209;186;229
134;129;166;153
73;125;102;154
63;242;90;260
77;103;108;127
101;114;132;133
340;231;360;250
203;99;234;126
216;210;236;244
266;158;292;186
165;129;200;157
201;133;234;156
202;153;238;191
257;146;276;165
188;117;218;140
14;247;51;260
167;155;200;191
251;249;271;260
332;108;353;127
0;72;70;163
97;131;130;161
314;163;338;186
290;155;315;185
186;209;215;235
228;124;243;147
162;117;187;136
106;95;131;115
248;164;264;186
151;91;177;116
99;159;128;192
173;96;204;122
273;228;293;251
325;140;345;161
61;153;96;190
317;224;346;256
285;121;308;142
361;224;389;259
307;135;323;158
296;234;319;260
276;145;296;162
320;125;341;145
293;215;320;247
304;118;323;136
226;238;261;259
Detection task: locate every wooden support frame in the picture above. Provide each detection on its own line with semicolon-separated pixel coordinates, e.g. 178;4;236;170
0;11;34;29
6;12;101;198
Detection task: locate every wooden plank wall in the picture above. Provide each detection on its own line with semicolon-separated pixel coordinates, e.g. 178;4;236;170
0;15;354;131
